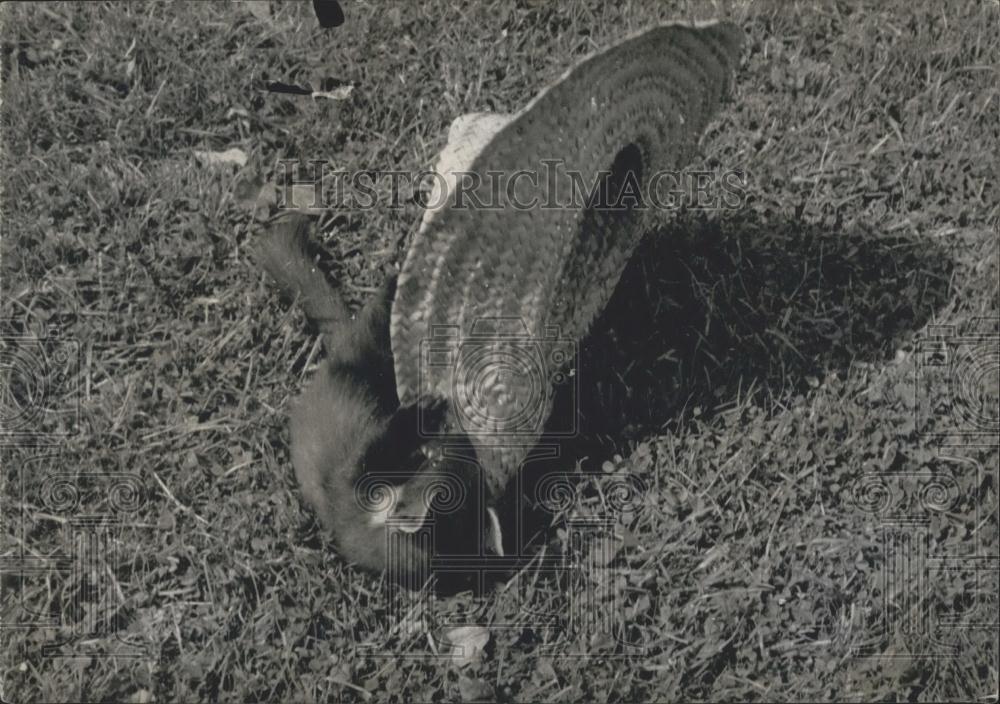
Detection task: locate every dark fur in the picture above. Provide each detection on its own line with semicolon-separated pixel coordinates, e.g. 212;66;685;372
255;215;483;577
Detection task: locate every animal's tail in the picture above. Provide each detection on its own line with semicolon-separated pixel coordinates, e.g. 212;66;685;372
253;214;349;345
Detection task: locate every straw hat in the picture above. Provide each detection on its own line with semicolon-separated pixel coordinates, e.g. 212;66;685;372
391;20;744;497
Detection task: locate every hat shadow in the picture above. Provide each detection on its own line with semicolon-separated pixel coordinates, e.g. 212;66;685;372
508;210;955;555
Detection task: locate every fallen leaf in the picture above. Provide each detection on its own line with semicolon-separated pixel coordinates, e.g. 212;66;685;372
312;0;345;28
444;625;490;667
156;508;175;531
457;675;493;702
194;148;248;168
275;182;326;214
534;658;557;682
244;1;271;22
233;173;276;212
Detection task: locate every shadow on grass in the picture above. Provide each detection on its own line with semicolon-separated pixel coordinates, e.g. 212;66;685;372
583;211;953;434
508;210;956;556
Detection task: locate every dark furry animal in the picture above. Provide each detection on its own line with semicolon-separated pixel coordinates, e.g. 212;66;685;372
255;215;497;579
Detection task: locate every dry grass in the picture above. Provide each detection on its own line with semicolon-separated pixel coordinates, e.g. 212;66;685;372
1;1;997;702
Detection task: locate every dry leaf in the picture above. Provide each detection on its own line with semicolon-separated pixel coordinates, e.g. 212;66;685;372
243;1;271;22
156;508;176;531
444;625;490;667
233;173;274;212
534;658;557;682
194;148;248;168
313;0;345;27
272;182;327;214
457;675;492;702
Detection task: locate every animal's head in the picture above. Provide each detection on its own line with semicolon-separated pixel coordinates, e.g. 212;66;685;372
291;383;503;582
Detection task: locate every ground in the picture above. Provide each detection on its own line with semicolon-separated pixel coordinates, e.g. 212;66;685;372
1;1;997;702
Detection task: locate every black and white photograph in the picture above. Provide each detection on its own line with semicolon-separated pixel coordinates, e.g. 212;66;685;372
1;1;997;701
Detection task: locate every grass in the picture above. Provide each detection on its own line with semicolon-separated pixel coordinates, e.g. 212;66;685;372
1;1;998;702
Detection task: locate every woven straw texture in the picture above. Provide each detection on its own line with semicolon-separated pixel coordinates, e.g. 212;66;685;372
391;20;743;495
